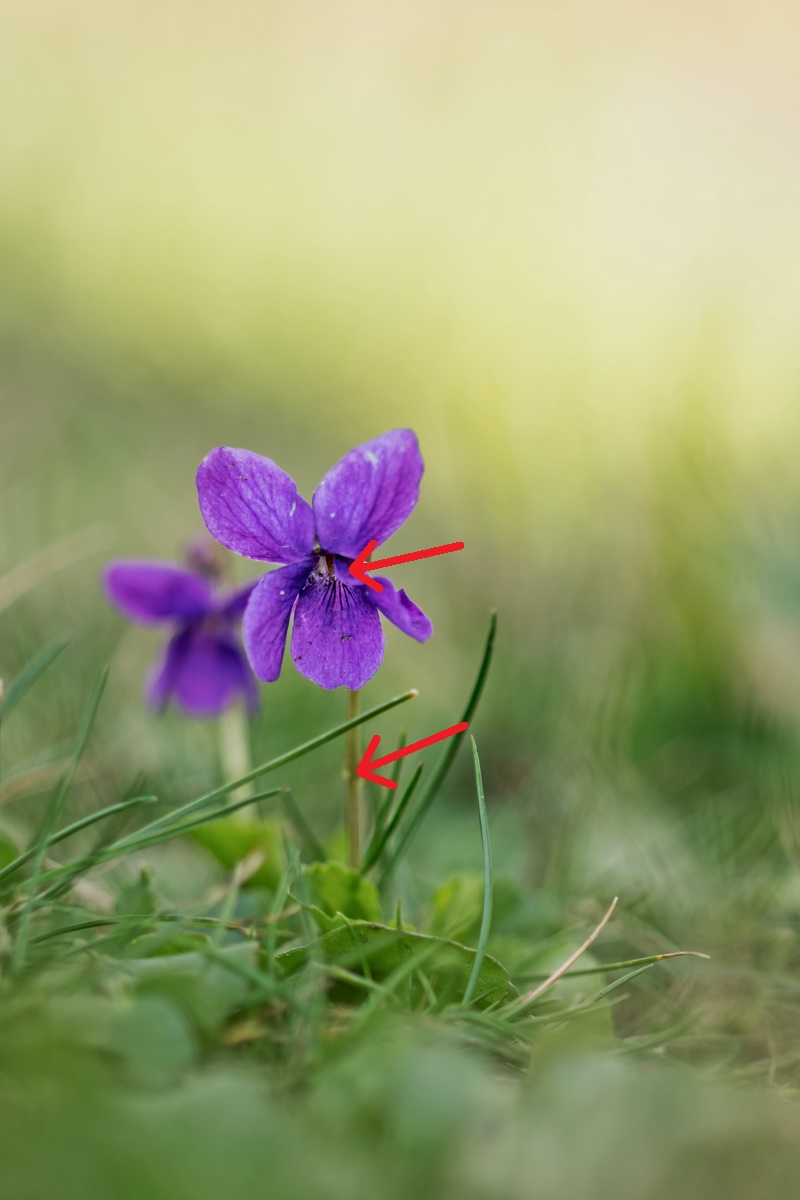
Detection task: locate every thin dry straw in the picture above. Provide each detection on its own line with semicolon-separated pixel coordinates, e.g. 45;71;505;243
501;896;619;1017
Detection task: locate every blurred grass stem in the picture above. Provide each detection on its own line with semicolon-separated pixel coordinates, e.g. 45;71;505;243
219;705;253;811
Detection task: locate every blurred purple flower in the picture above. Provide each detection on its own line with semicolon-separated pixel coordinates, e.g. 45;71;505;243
104;560;258;717
196;429;433;691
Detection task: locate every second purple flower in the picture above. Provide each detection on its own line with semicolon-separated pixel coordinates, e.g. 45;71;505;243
196;429;433;691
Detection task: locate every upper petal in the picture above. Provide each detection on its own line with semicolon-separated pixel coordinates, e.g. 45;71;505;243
197;447;315;564
365;575;433;643
243;560;313;682
149;627;257;717
105;561;213;624
312;429;424;559
290;563;384;690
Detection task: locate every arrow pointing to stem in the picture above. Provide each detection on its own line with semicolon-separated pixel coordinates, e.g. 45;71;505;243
356;721;469;788
349;539;465;592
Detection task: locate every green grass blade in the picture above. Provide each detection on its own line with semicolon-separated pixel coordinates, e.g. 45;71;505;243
0;639;69;724
378;613;496;878
112;687;418;848
9;666;108;975
520;950;710;982
366;763;424;875
462;737;493;1006
281;790;325;861
0;793;156;887
361;733;407;869
33;786;287;889
388;731;407;789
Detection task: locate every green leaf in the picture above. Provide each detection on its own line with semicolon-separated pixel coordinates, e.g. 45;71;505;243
49;993;196;1086
429;874;486;942
302;861;382;923
122;941;263;1034
192;815;287;891
276;920;518;1010
114;866;157;917
127;930;211;958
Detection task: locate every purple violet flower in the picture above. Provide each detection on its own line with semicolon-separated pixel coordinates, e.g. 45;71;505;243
104;560;258;717
195;429;433;691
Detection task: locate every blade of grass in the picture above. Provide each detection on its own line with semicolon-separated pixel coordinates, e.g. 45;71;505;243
361;734;408;870
0;639;69;724
388;731;408;789
378;613;495;880
281;790;325;861
521;949;710;981
32;786;288;893
0;794;156;887
112;687;418;848
463;737;492;1006
8;666;108;976
0;524;112;617
365;763;424;875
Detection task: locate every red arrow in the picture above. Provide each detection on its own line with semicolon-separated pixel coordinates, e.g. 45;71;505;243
349;539;464;592
356;721;469;789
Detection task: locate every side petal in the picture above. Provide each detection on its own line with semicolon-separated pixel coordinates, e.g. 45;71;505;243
290;566;384;690
243;560;313;682
197;447;315;564
366;575;433;642
105;561;212;625
312;429;424;559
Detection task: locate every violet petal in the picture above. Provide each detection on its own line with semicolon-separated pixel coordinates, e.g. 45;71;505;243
150;627;256;717
312;429;424;559
105;561;213;625
146;628;192;709
243;559;313;682
290;563;384;690
197;446;315;564
365;574;433;642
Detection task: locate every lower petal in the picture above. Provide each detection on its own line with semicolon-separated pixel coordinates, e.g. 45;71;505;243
290;568;384;690
146;630;192;710
366;575;433;642
243;560;313;682
148;628;256;717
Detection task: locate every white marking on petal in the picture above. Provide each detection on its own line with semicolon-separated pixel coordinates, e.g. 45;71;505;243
290;500;296;516
364;451;378;465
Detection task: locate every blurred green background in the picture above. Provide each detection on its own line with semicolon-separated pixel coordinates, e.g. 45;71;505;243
3;2;800;1196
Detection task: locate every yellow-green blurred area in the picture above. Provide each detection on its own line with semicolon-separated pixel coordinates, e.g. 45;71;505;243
6;0;800;1162
6;1;800;1195
5;3;800;834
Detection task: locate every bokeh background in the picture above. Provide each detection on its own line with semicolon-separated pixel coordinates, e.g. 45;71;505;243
4;2;800;1195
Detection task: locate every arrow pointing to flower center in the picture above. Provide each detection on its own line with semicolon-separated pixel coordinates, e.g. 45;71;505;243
349;539;465;592
356;721;469;789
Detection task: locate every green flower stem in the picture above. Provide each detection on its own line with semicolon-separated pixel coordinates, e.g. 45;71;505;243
346;689;361;868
